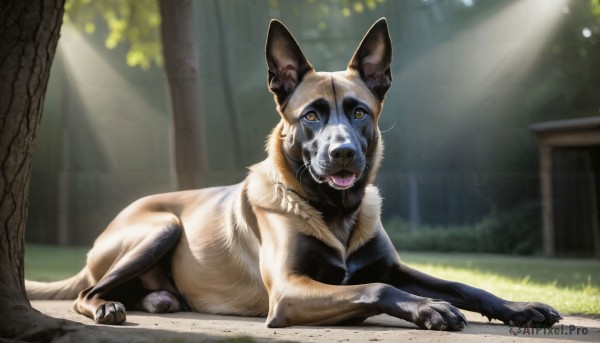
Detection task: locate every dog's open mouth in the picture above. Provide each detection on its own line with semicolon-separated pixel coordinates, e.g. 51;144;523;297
308;166;358;190
326;171;357;190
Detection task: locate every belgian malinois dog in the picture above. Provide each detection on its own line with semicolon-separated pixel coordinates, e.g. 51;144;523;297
27;18;562;331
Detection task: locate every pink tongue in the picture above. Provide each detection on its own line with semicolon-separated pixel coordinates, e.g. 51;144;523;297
329;173;356;188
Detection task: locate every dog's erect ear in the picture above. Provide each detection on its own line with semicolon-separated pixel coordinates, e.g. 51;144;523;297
348;18;392;100
266;20;313;106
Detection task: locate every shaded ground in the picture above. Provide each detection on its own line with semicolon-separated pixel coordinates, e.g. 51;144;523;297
31;300;599;342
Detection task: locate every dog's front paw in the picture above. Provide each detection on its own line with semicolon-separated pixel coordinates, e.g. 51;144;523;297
413;299;468;331
95;301;126;325
499;301;562;327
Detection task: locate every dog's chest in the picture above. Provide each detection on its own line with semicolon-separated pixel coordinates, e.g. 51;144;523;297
290;214;358;284
292;234;347;284
291;230;394;286
327;213;356;248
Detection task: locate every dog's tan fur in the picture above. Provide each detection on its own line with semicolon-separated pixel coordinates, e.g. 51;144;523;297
27;18;562;330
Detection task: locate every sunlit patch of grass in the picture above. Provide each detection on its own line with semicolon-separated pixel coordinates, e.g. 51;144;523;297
401;252;600;315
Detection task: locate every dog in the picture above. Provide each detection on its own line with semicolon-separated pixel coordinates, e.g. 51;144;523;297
27;18;562;331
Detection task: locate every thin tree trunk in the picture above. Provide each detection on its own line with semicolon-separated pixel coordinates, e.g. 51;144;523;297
0;0;79;340
159;0;206;190
213;0;243;169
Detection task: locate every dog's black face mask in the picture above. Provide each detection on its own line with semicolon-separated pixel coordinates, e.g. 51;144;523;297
266;19;392;210
287;86;380;211
297;85;374;191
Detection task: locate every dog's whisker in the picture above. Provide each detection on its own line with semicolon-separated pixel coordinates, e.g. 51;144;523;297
296;165;304;180
299;163;310;183
379;122;396;134
296;161;310;181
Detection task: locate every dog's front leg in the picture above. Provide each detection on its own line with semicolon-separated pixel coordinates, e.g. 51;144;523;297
256;210;465;330
346;230;562;328
265;275;467;330
390;263;562;327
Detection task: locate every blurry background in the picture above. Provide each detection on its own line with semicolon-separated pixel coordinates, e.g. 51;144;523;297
27;0;600;257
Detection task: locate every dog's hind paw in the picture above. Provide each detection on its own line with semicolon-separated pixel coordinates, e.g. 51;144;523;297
94;301;126;325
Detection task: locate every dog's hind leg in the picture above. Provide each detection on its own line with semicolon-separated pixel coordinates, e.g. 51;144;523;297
73;222;181;325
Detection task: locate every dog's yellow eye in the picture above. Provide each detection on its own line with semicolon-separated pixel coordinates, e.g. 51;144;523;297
354;108;366;120
304;111;319;122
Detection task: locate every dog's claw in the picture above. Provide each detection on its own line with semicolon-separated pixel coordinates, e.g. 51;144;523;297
94;301;126;325
551;310;563;321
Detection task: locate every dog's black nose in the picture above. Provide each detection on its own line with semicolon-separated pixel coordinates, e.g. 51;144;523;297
329;143;356;161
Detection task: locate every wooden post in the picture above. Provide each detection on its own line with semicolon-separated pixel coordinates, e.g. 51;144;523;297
539;141;555;257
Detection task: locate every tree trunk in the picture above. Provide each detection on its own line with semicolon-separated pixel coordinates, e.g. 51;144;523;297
159;0;206;190
213;0;243;169
0;0;80;340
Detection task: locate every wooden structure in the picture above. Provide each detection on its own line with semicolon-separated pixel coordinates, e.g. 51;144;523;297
531;116;600;257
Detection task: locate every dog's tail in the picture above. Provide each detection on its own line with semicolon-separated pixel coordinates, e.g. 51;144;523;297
26;268;91;300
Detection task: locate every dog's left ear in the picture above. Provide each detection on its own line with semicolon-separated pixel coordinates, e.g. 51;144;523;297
348;18;392;100
266;20;314;106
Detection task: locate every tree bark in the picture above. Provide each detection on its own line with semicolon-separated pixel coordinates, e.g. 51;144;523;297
159;0;206;190
0;0;80;340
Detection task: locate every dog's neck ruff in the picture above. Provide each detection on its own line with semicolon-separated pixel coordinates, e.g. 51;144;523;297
246;159;382;257
277;182;309;203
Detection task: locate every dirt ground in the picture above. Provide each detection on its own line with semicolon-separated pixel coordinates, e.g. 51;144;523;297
31;300;599;342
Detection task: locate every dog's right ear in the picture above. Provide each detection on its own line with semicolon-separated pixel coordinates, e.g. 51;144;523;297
266;20;313;106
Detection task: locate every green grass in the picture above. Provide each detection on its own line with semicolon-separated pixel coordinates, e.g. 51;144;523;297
25;244;89;281
400;252;600;316
25;244;600;315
